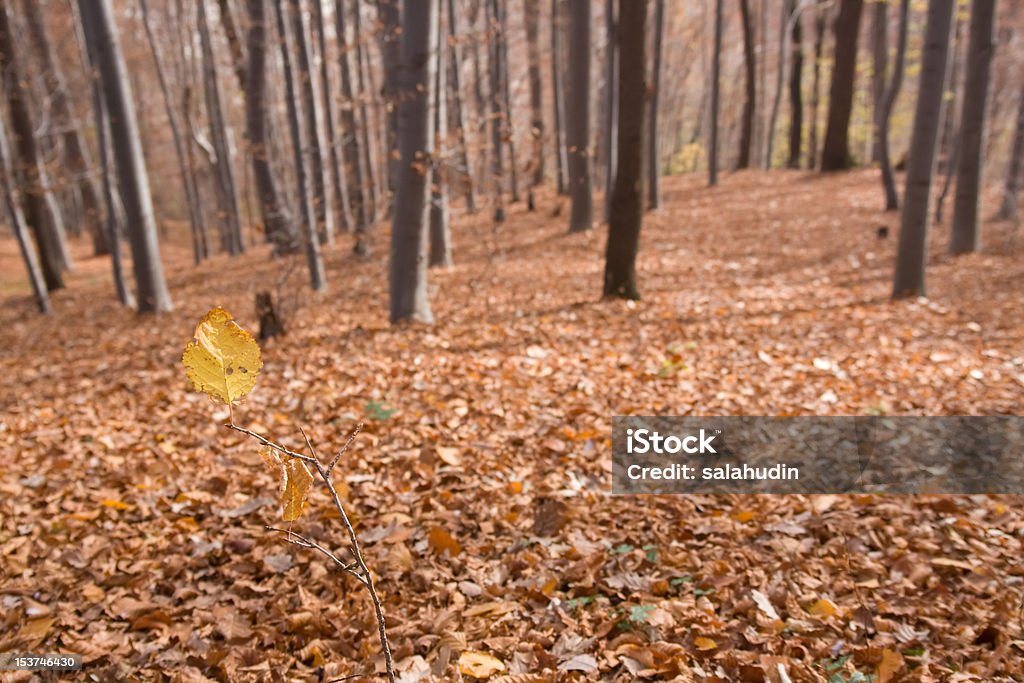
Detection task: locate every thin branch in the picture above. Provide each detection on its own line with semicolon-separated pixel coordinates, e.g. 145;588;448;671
225;423;319;464
328;422;363;475
266;525;367;586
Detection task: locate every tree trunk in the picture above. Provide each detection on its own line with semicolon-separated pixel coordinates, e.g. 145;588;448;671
429;6;451;268
245;0;297;251
353;0;381;233
870;0;887;163
139;0;210;265
22;0;107;257
602;0;617;222
79;0;173;312
379;0;401;195
390;0;437;324
879;0;909;210
551;0;569;195
808;1;826;169
216;0;248;87
892;0;954;300
525;0;544;194
274;0;326;291
737;0;755;169
486;0;506;222
0;114;49;313
709;0;723;185
448;0;477;212
0;0;66;291
496;0;518;203
566;0;592;232
647;0;664;208
603;0;646;300
820;0;864;171
786;0;803;169
336;0;372;231
997;87;1024;221
313;0;353;234
289;0;334;247
198;2;245;255
764;0;788;169
949;0;996;255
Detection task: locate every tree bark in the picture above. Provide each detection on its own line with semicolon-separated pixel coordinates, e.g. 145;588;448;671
647;0;664;208
139;0;210;264
486;0;506;222
390;0;437;324
603;0;646;300
448;0;477;212
602;0;617;222
551;0;569;195
737;0;755;169
245;0;297;251
313;0;353;234
379;0;401;195
892;0;954;300
429;6;452;268
198;2;245;255
79;0;173;312
807;0;826;169
566;0;592;232
765;0;788;169
274;0;326;291
22;0;107;257
870;0;887;163
997;87;1024;221
336;0;372;231
820;0;864;171
0;0;66;291
524;0;545;193
0;113;49;313
786;0;803;169
879;0;909;210
709;0;723;185
353;0;381;233
950;0;996;255
496;0;518;203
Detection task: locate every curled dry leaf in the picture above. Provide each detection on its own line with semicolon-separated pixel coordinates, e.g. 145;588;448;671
457;650;505;678
259;445;314;522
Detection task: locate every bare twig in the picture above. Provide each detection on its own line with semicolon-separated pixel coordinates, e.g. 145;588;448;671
228;422;396;683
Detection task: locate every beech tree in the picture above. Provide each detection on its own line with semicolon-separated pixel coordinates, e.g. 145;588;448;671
998;87;1024;221
524;0;544;196
787;0;803;169
820;0;864;171
737;0;755;169
647;0;664;209
603;0;646;299
566;0;593;232
878;0;911;210
78;0;173;313
893;0;955;300
551;0;569;195
709;0;723;185
429;6;452;269
448;0;477;213
950;0;997;255
602;0;617;222
390;0;437;324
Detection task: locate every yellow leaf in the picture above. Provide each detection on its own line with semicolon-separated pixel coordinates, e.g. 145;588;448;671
877;648;905;683
101;498;131;510
182;307;262;406
693;636;718;651
427;526;462;557
808;597;840;617
259;446;314;521
457;650;505;678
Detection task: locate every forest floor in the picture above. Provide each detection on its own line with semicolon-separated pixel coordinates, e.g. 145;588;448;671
1;170;1023;682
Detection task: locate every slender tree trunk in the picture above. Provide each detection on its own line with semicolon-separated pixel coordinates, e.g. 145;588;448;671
469;0;490;190
79;0;173;312
139;0;209;265
820;0;864;171
551;0;569;194
336;0;372;231
379;0;401;195
997;87;1024;221
879;0;909;210
892;0;954;300
603;0;646;299
216;0;248;86
496;0;518;204
755;0;767;166
353;0;381;233
448;0;477;212
486;0;506;222
647;0;664;208
274;0;326;291
566;0;592;232
765;0;788;169
787;0;803;168
737;0;755;169
0;0;65;291
390;0;437;324
245;0;297;251
313;0;353;234
0;115;49;313
22;0;107;257
870;0;887;163
950;0;996;255
198;2;245;255
709;0;723;185
524;0;544;195
602;0;617;222
289;0;335;246
430;6;452;268
808;1;825;169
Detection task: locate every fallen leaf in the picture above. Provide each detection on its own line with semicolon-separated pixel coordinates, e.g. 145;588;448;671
458;650;505;678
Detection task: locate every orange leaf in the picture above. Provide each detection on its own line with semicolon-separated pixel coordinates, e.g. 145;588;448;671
427;527;462;557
